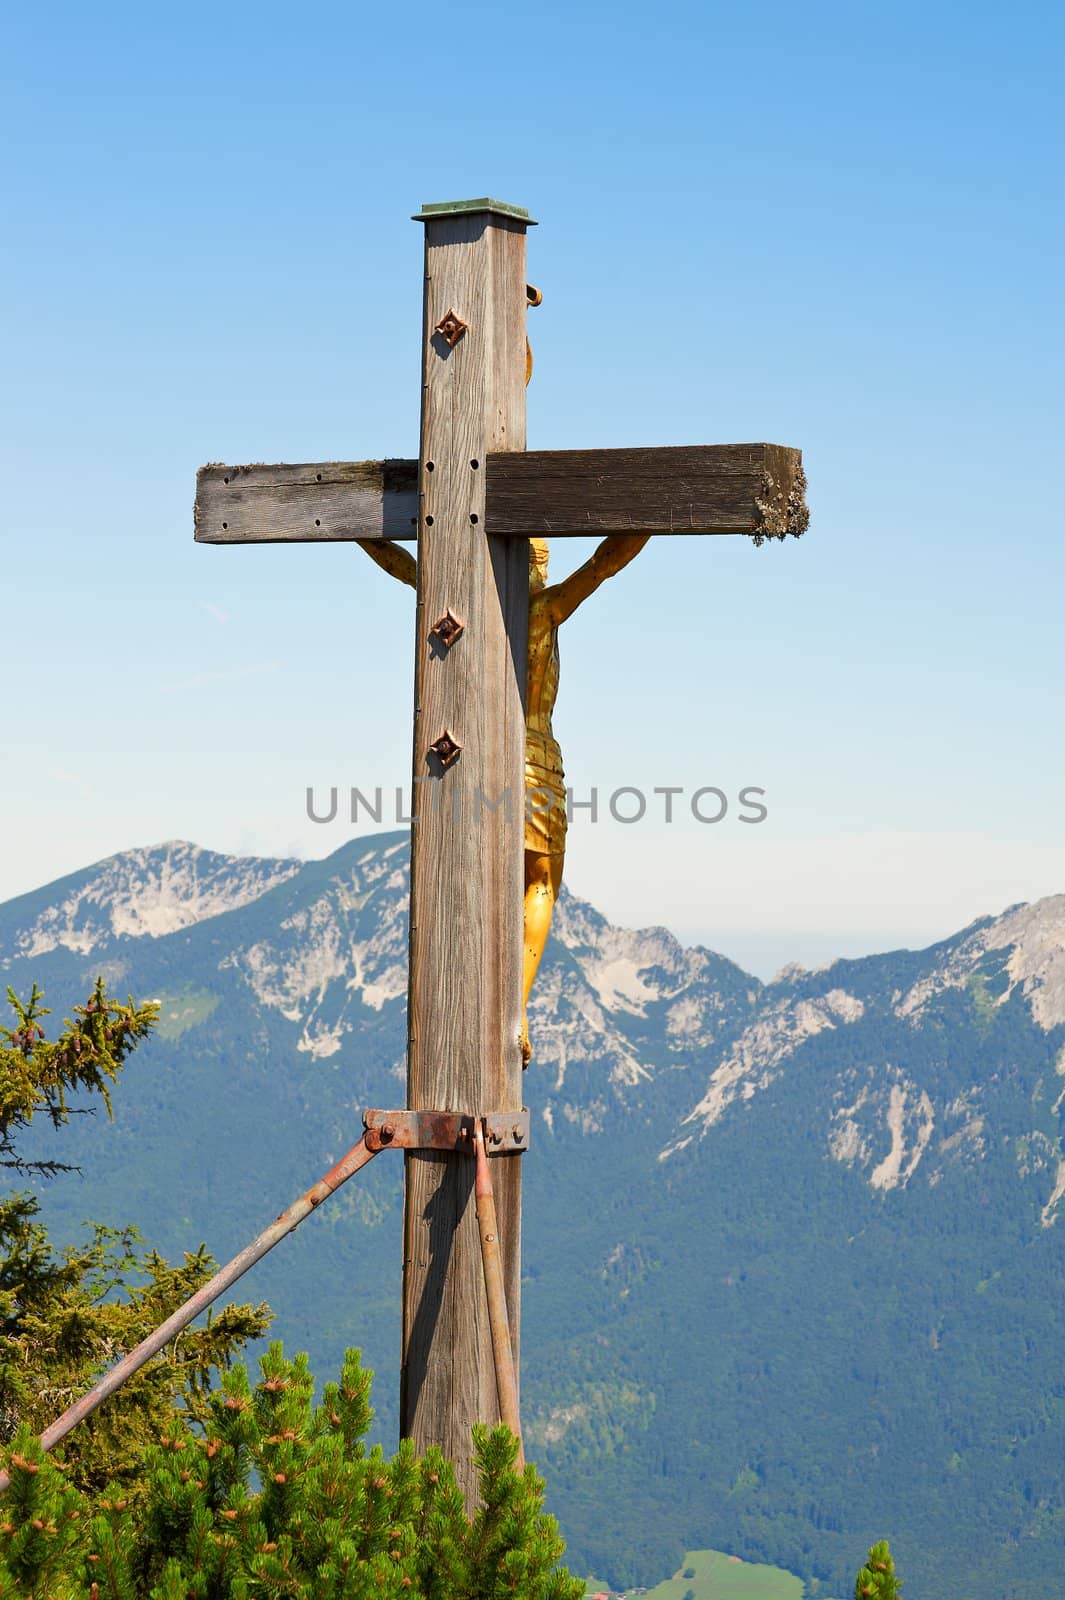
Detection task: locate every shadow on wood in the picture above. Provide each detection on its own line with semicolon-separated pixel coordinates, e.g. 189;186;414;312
401;1152;475;1430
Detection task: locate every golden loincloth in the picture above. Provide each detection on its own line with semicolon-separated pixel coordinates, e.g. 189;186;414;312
525;727;566;856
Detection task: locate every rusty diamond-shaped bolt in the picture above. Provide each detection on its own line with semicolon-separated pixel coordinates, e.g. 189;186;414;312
433;309;468;347
431;609;464;649
428;731;462;768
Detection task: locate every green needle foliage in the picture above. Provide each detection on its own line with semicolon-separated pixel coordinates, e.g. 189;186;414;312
1;980;157;1178
0;982;271;1492
0;1343;585;1600
854;1539;901;1599
0;1207;272;1493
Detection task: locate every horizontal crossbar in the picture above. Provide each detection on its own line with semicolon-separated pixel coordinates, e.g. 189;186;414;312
194;444;807;545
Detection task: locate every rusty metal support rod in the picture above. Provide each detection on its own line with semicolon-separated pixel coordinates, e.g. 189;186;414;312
0;1134;379;1492
472;1118;524;1465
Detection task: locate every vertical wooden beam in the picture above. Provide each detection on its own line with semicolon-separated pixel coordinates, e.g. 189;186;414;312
401;199;530;1502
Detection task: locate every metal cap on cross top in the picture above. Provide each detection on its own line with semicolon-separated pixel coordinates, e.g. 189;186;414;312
412;197;538;224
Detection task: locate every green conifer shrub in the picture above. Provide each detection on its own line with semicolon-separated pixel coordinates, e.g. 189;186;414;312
0;1342;584;1599
854;1539;900;1599
0;982;270;1491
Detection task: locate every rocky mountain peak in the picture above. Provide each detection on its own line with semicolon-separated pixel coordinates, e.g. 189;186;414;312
4;833;1063;1220
0;840;302;962
984;894;1065;1030
895;893;1065;1033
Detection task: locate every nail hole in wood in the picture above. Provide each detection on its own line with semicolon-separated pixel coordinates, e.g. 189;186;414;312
223;476;230;484
222;522;228;529
425;515;434;526
469;513;479;524
316;473;322;481
426;461;435;472
315;519;321;527
470;459;479;470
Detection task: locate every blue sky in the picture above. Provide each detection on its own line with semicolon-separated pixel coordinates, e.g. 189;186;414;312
3;0;1062;976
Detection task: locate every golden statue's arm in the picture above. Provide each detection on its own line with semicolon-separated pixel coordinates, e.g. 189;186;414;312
542;533;651;625
355;538;417;589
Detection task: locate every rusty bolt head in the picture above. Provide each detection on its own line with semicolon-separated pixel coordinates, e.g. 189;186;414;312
429;731;461;768
434;309;468;348
431;609;464;649
380;1124;395;1142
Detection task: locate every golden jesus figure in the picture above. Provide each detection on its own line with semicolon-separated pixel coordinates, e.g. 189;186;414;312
355;532;649;1063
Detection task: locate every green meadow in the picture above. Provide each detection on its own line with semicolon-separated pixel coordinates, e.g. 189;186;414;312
584;1547;820;1599
150;984;221;1039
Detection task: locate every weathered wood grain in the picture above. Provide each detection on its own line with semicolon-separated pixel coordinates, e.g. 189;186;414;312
194;459;418;544
486;443;808;539
401;207;528;1503
194;444;805;545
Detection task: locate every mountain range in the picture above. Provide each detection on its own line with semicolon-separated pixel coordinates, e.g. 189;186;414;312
3;833;1064;1598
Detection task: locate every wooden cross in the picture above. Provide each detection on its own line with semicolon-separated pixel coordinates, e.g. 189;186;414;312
194;197;807;1503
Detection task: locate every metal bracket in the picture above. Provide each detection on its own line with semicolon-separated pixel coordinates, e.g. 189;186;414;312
363;1108;529;1154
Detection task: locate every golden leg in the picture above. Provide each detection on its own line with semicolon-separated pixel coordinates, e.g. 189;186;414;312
522;849;564;1066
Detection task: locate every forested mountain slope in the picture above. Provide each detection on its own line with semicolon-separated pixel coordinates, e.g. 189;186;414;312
5;834;1063;1598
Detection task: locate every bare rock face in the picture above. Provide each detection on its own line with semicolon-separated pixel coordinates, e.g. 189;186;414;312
4;834;1064;1217
0;840;302;960
639;892;1065;1211
892;895;1065;1033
